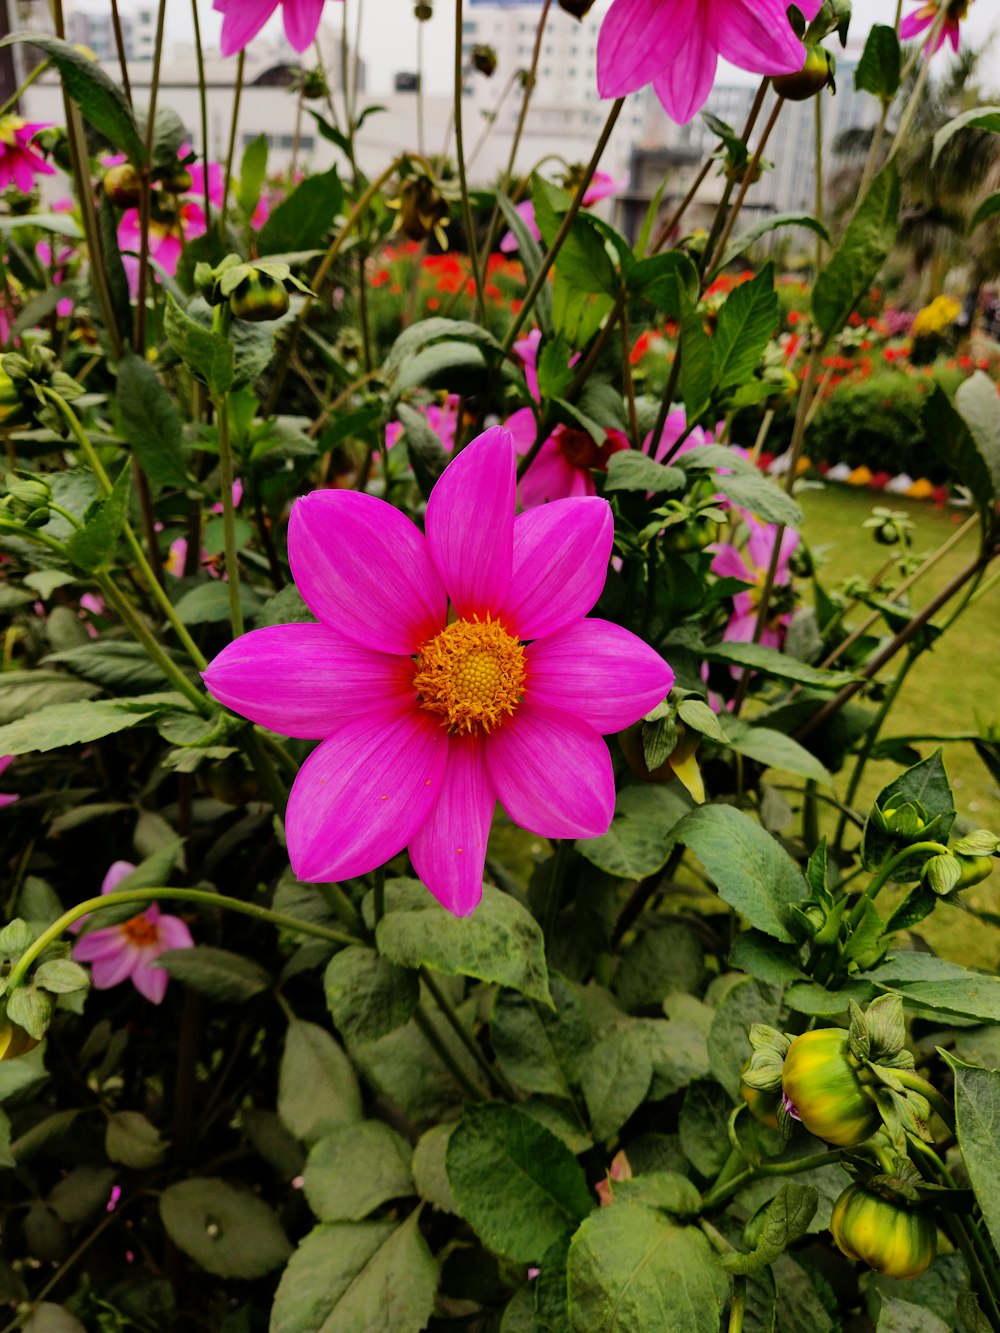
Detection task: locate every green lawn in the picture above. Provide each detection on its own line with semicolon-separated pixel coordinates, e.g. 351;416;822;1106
799;485;1000;967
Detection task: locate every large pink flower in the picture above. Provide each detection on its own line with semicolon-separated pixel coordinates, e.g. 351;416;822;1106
899;0;970;54
0;117;54;193
203;427;673;916
215;0;339;57
0;755;17;808
71;862;194;1005
597;0;825;124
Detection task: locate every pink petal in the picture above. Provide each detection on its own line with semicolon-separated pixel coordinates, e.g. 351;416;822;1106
286;703;448;883
526;620;674;734
425;425;515;619
719;0;807;75
215;0;279;56
283;0;327;52
409;736;494;917
0;794;16;809
157;916;195;950
651;21;718;124
504;406;538;455
597;0;683;99
0;756;12;782
497;498;613;640
132;956;169;1004
203;623;415;739
519;438;578;509
288;490;446;654
710;544;753;584
486;704;615;839
72;927;126;963
899;9;933;40
102;861;136;895
90;944;142;990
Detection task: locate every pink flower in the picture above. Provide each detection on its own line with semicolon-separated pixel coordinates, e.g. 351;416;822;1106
71;862;194;1005
710;516;800;652
203;426;674;917
117;198;207;281
0;116;55;193
899;0;970;54
508;407;630;507
36;240;75;319
0;755;17;809
500;171;627;254
597;0;825;124
386;396;460;454
215;0;340;57
644;408;716;464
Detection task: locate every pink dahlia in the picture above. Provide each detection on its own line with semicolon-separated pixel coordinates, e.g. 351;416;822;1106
0;755;16;808
509;409;630;508
597;0;825;125
386;395;460;454
711;516;800;651
0;117;54;193
71;862;194;1005
215;0;339;58
203;426;673;916
899;0;970;54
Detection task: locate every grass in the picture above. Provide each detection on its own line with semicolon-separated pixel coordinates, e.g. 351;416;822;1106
799;485;1000;967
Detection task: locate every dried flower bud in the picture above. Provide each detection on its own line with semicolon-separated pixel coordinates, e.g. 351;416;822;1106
558;0;597;15
471;44;497;77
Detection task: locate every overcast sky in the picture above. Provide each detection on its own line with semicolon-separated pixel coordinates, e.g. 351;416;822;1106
154;0;1000;96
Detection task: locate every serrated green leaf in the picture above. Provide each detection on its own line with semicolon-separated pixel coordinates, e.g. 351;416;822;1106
257;166;342;255
115;353;189;490
65;462;131;573
491;976;591;1100
155;947;271;1002
855;25;901;98
603;451;685;494
812;164;899;341
723;1183;818;1274
713;265;779;391
164;294;234;396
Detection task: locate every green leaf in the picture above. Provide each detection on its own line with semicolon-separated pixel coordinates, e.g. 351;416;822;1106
876;1294;950;1333
702;641;857;689
869;954;1000;1023
0;696;169;756
861;749;956;873
723;1183;818;1274
446;1103;592;1263
717;213;830;274
237;133;268;218
0;670;99;724
257;166;343;255
612;1172;702;1214
0;33;144;163
389;341;488;404
155;946;272;1003
270;1213;438;1333
303;1121;413;1222
603;451;685;495
956;373;1000;500
629;251;699;315
940;1056;1000;1261
933;107;1000;166
278;1020;363;1146
254;584;316;627
671;804;807;942
6;987;51;1040
32;959;89;995
115;353;189;490
721;717;832;784
855;25;901;98
970;190;1000;231
0;213;82;241
65;463;132;573
164;294;234;396
713;265;779;391
412;1124;459;1215
715;474;802;527
730;931;804;985
491;975;591;1100
172;580;262;625
496;192;553;334
581;1024;653;1140
396;401;449;499
614;921;705;1011
22;1305;86;1333
159;1177;292;1279
324;946;418;1045
708;978;783;1100
567;1206;729;1333
678;287;715;421
923;386;996;524
812;163;899;341
375;880;551;1006
105;1110;168;1169
532;175;618;298
576;784;691;880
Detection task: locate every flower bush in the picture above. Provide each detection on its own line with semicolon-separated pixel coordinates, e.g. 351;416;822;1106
0;1;999;1331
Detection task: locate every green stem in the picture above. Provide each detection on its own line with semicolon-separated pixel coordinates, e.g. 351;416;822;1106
219;51;245;237
8;887;358;992
844;840;950;931
454;0;485;321
0;59;50;119
413;1007;485;1101
728;1277;747;1333
700;1150;844;1213
191;0;211;229
133;0;167;353
888;1068;954;1133
212;387;244;638
420;967;513;1099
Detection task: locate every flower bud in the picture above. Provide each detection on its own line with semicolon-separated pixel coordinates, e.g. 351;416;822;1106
414;1;433;18
955;854;995;889
161;168;193;194
771;44;834;101
781;1028;879;1147
390;175;451;246
103;162;143;208
33;126;72;174
830;1183;936;1280
300;68;329;100
558;0;598;15
471;44;497;77
0;1019;40;1062
3;472;52;528
740;1068;780;1129
228;269;291;323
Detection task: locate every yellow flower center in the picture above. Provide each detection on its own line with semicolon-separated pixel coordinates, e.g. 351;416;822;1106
0;116;25;147
121;914;159;948
413;615;526;735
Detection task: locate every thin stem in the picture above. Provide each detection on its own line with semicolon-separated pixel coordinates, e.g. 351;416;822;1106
219;51;246;237
417;18;426;156
844;840;950;930
454;0;486;320
134;0;167;354
707;94;785;277
619;305;641;450
700;1149;845;1212
728;1277;747;1333
213;389;244;638
8;888;358;992
413;1007;485;1101
95;572;209;715
503;98;625;356
814;91;825;273
191;0;211;229
420;967;513;1099
0;59;50;119
109;0;132;106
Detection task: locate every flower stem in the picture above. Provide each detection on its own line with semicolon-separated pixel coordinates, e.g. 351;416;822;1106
7;887;359;993
728;1277;747;1333
420;966;514;1099
133;0;167;354
190;0;211;229
413;1007;486;1101
219;50;245;237
454;0;485;321
212;388;244;639
0;58;50;119
543;839;571;947
844;840;950;930
700;1149;845;1213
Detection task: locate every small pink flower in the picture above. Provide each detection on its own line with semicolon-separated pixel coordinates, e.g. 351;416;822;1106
597;0;824;124
71;862;194;1005
386;396;460;454
508;408;629;508
204;426;674;917
0;755;17;809
500;171;627;253
0;116;55;193
117;199;207;282
36;240;75;318
899;0;970;54
214;0;340;57
711;516;800;653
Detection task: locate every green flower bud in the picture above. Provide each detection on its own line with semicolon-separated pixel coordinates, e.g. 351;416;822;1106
955;854;995;889
103;162;143;208
300;68;329;100
4;472;52;528
228;269;291;323
781;1028;879;1147
771;44;834;101
414;1;433;17
830;1183;936;1279
161;168;194;194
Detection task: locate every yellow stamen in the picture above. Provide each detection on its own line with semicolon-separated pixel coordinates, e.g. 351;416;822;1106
413;615;526;735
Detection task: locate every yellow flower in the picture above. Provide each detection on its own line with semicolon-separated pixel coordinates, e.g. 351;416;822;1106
912;294;960;337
